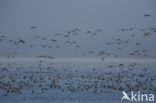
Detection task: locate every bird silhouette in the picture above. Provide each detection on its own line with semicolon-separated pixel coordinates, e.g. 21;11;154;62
144;14;150;17
18;39;25;44
30;26;37;29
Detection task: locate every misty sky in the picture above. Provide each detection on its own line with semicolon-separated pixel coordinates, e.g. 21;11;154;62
0;0;156;58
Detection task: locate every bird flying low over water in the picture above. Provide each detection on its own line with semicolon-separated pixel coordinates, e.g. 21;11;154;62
18;39;25;44
30;26;37;29
144;14;150;17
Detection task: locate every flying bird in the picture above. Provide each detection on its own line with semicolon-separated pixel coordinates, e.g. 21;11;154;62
144;14;150;17
18;39;25;44
30;26;37;29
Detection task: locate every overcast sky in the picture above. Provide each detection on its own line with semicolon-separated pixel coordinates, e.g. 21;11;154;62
0;0;156;58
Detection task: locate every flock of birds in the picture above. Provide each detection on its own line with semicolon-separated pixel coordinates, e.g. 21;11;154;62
0;15;156;97
0;61;156;96
0;26;156;59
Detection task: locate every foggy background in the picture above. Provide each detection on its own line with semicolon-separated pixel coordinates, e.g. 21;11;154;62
0;0;156;58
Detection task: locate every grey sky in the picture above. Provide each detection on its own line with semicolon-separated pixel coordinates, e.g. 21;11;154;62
0;0;156;58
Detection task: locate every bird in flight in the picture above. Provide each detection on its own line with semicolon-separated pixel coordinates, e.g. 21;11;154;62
30;26;37;29
18;39;25;44
144;14;150;17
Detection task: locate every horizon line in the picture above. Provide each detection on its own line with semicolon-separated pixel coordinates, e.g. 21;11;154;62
0;56;156;63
